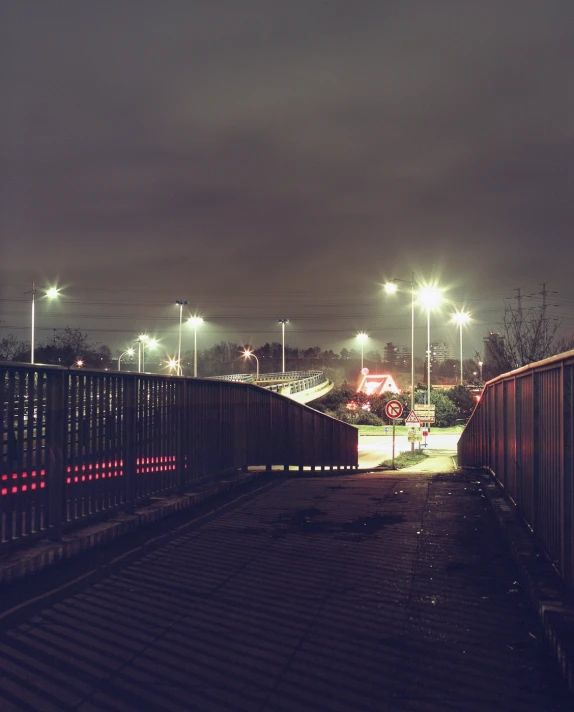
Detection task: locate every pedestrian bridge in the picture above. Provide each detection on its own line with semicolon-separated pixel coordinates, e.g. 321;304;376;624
211;370;334;403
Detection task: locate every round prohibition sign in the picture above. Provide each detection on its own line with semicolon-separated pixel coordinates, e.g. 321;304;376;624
385;399;404;420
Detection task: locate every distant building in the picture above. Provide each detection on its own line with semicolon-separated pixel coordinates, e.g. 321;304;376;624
430;342;455;364
483;332;506;367
396;345;412;369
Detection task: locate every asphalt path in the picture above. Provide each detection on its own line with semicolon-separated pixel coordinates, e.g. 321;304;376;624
358;432;460;470
0;470;572;711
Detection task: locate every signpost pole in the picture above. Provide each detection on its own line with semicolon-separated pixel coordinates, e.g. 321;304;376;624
392;420;396;470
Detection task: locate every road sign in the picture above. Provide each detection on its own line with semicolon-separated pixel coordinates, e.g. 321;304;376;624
385;400;403;420
405;410;421;425
408;428;423;442
414;405;435;423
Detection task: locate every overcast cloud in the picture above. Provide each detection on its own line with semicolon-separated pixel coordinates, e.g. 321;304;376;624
1;1;573;354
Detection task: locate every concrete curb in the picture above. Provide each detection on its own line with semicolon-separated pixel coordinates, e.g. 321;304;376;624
476;469;574;693
0;471;263;588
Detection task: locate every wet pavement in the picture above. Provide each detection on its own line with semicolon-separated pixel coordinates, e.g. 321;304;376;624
0;470;572;711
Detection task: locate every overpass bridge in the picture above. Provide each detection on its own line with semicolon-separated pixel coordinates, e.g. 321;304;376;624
211;370;334;403
2;356;574;705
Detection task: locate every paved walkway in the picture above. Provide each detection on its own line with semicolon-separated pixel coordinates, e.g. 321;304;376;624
1;467;572;711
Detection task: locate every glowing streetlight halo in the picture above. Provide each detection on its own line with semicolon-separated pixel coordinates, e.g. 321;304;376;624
242;348;260;380
118;347;135;372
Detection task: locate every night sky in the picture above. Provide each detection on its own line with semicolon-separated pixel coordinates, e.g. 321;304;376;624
1;2;573;361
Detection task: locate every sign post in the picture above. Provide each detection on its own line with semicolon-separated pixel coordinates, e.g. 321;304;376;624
385;400;404;469
405;410;421;453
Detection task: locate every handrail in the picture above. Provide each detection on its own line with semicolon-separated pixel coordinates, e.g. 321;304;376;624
1;363;358;553
458;349;574;592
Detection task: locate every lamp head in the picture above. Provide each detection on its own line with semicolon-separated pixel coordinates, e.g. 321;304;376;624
452;311;471;325
384;282;398;294
188;316;203;327
417;285;442;309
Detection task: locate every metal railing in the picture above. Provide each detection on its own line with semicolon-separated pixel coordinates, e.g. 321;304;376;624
211;371;328;396
1;363;358;552
458;349;574;592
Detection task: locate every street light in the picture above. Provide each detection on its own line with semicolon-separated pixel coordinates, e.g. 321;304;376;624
356;333;368;370
384;274;415;414
417;285;442;412
277;318;289;372
118;348;135;371
243;349;259;380
478;360;483;382
27;283;61;364
137;334;148;372
452;311;471;385
137;335;158;372
188;316;203;377
175;300;188;376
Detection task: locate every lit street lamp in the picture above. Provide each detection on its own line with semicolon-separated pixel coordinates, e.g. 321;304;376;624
175;300;188;376
356;333;368;370
417;285;442;412
243;349;259;380
277;318;289;372
452;311;471;385
188;316;203;377
137;335;158;372
118;348;135;371
27;283;61;364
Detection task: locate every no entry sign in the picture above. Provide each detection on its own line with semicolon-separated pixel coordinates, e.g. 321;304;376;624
385;400;403;420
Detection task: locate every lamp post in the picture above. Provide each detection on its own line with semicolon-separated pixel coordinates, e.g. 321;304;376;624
277;318;289;373
137;335;148;372
27;284;60;364
478;360;483;382
118;348;135;371
417;286;442;411
188;316;203;377
384;273;415;414
137;335;157;372
243;349;259;380
452;311;470;385
356;333;368;370
175;300;188;376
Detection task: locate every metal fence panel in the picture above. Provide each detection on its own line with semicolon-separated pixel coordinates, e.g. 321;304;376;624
1;363;357;553
458;350;574;592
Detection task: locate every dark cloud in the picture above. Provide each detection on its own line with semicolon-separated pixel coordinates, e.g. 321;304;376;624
1;1;573;355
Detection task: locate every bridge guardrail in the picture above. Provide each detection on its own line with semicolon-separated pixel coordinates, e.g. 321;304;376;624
211;370;328;396
1;363;357;553
458;349;574;592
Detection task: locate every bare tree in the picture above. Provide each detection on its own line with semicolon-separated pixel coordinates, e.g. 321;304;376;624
501;284;563;368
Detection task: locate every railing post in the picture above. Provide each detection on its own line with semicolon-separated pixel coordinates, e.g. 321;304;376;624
177;377;188;493
123;374;137;511
46;369;66;541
